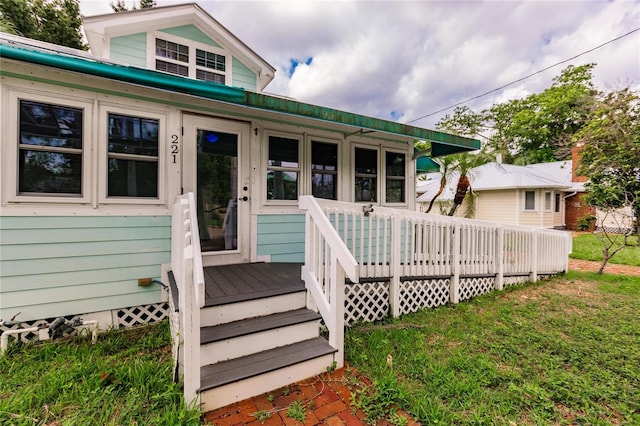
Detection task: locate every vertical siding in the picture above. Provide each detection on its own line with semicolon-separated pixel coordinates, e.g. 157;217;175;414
159;25;221;48
0;216;170;321
110;33;147;67
256;214;305;262
232;58;257;91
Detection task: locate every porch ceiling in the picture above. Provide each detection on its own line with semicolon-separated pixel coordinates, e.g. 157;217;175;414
0;37;480;155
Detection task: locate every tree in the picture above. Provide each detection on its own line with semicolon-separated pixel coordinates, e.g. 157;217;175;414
437;64;598;165
575;88;640;260
110;0;156;12
0;0;85;50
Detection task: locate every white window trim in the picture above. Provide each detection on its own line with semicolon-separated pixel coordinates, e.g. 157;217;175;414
353;144;380;204
382;148;408;207
524;190;537;211
146;32;232;83
4;89;93;205
307;137;341;201
98;104;166;205
263;131;302;206
544;191;552;212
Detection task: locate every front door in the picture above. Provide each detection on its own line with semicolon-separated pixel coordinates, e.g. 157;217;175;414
182;115;251;265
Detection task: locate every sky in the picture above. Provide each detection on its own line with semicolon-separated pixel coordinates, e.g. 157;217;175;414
78;0;640;129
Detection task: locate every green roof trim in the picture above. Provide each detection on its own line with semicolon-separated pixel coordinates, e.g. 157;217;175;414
0;42;480;153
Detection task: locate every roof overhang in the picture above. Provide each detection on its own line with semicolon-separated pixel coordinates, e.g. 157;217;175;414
0;37;480;154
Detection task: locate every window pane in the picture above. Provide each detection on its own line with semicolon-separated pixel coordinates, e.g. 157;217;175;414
108;114;159;156
19;150;82;194
312;142;337;171
267;170;298;200
20;100;83;148
555;193;561;212
386;152;405;177
268;136;299;167
385;179;405;203
196;69;225;84
355;177;376;202
525;191;536;210
544;192;552;210
196;49;225;71
355;148;377;175
108;158;158;197
312;173;336;200
156;60;189;77
155;38;188;62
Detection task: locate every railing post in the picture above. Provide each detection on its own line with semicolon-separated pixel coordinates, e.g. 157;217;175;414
180;254;200;407
329;253;345;368
450;222;461;304
530;230;538;282
389;216;401;318
495;225;504;290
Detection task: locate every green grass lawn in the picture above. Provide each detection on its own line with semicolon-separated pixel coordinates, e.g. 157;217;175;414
571;232;640;266
0;321;201;425
345;272;640;424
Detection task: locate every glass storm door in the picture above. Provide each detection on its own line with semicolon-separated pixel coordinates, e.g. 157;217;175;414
182;115;250;265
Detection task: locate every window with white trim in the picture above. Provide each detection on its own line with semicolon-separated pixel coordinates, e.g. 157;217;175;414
524;190;536;211
18;100;84;196
354;147;377;202
385;151;406;203
267;135;299;200
555;193;561;213
311;141;338;200
544;191;552;211
107;113;159;198
154;37;227;84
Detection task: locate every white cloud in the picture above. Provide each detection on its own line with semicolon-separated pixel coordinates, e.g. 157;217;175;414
79;0;640;129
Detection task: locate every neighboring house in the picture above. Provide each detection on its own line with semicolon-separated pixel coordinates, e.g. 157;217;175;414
417;160;584;229
0;4;479;328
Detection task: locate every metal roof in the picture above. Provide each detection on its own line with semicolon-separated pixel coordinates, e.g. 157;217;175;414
0;35;480;155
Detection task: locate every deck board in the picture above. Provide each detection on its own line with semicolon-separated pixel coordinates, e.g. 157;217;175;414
204;262;304;307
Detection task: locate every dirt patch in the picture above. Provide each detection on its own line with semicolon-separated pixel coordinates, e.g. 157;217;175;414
569;258;640;277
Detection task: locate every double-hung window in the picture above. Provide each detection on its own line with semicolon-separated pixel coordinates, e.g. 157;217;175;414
267;135;299;201
354;147;377;202
544;191;552;211
18;100;84;196
155;38;189;77
107;113;159;198
311;141;338;200
195;49;226;84
385;151;406;203
524;190;536;211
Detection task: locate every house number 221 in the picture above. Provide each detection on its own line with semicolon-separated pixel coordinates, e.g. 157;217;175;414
170;135;179;164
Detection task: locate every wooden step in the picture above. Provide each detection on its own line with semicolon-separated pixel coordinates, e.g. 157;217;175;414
200;337;335;391
200;290;306;327
201;308;321;344
200;309;322;365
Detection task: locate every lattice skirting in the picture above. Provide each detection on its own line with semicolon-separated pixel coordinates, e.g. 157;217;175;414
503;275;530;287
459;276;495;301
399;279;450;315
345;281;390;326
0;303;169;344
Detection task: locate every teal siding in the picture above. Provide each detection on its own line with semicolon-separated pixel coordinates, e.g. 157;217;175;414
110;33;147;67
159;25;221;47
232;58;257;91
256;214;305;262
0;216;170;321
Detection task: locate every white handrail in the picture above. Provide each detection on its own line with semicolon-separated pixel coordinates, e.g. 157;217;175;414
299;196;359;368
171;193;204;408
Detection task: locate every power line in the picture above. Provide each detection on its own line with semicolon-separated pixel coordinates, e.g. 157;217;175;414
406;27;640;124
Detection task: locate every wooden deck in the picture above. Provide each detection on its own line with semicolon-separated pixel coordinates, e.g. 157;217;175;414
203;262;304;307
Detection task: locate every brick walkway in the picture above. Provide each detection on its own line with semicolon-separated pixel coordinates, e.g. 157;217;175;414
202;366;416;425
568;258;640;276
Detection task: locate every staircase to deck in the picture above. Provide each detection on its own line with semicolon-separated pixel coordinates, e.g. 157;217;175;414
169;262;337;412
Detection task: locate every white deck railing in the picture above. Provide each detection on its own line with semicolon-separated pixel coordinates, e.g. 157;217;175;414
301;197;571;319
171;193;205;407
299;196;359;368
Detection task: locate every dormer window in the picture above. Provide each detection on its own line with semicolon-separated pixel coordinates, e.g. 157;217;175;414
155;38;189;77
154;37;226;84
